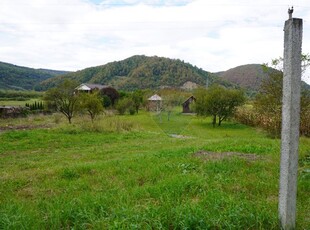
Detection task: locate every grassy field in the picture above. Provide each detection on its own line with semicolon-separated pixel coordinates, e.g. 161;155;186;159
0;110;309;229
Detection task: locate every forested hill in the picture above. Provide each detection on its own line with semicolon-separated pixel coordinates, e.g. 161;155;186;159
217;64;278;91
0;61;69;90
39;55;232;91
217;64;310;92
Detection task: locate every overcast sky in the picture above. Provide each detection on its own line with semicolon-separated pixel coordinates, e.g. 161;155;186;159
1;0;310;83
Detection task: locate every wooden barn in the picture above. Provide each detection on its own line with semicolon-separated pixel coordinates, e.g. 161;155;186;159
182;96;196;113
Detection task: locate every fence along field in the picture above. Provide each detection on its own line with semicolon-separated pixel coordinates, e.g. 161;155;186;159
0;108;309;229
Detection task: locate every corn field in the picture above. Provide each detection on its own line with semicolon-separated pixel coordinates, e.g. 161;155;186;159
234;106;310;138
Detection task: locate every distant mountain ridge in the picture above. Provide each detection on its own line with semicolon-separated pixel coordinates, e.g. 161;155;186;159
39;55;233;91
0;61;69;90
1;56;309;92
217;64;273;91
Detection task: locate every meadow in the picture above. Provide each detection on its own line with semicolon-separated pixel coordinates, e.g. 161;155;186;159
0;110;309;229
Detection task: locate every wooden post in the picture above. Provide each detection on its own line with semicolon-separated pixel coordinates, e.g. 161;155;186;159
279;11;302;230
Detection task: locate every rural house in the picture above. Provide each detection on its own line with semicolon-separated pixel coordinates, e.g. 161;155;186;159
75;83;119;105
182;96;196;113
75;83;110;93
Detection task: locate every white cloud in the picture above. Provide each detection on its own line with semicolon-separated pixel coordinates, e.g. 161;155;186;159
0;0;310;83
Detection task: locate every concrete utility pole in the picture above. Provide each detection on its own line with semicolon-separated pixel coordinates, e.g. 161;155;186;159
279;7;302;230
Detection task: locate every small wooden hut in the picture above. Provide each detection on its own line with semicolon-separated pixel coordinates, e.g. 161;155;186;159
182;96;196;113
147;94;162;112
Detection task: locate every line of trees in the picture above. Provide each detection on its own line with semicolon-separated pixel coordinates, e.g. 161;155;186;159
25;101;44;111
44;80;246;126
44;80;146;123
44;80;105;123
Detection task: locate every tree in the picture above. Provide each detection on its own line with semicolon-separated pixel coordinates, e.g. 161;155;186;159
115;97;135;115
131;90;144;114
101;95;112;108
78;92;104;122
44;80;79;124
217;89;246;126
194;85;245;126
255;70;283;112
193;87;209;117
99;87;120;106
266;53;310;81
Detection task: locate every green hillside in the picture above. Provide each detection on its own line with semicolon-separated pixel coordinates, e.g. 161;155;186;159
39;55;233;91
0;61;69;90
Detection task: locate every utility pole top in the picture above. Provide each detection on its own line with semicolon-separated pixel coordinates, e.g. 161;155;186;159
288;6;294;19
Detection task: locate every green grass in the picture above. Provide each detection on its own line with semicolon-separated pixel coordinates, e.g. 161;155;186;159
0;110;309;229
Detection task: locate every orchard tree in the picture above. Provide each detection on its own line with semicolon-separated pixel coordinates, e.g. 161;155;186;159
44;80;79;124
194;85;245;126
131;90;144;114
193;87;209;117
78;92;104;122
99;87;120;106
217;88;246;126
115;97;135;115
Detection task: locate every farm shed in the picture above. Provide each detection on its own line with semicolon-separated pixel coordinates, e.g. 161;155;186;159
147;94;162;112
182;96;196;113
